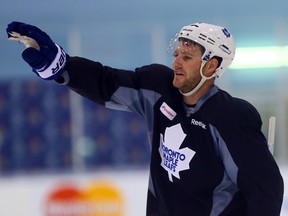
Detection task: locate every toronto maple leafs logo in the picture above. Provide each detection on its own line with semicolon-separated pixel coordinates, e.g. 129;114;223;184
159;123;195;182
222;28;231;38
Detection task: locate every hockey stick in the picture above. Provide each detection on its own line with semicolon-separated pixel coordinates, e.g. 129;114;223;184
268;116;276;155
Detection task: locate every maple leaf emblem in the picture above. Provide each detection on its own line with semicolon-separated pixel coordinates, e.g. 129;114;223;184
159;123;196;182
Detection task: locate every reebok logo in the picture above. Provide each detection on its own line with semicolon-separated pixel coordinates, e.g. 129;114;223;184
191;118;206;129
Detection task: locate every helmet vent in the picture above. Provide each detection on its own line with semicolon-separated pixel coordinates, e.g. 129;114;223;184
207;38;215;45
198;33;216;46
219;44;232;54
199;33;206;40
198;33;207;42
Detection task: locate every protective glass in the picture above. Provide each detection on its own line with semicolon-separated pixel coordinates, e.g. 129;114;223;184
167;33;203;58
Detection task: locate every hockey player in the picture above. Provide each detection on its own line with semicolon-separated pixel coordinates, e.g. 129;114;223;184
6;21;284;216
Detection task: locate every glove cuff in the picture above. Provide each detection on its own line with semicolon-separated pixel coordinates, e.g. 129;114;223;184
35;43;68;80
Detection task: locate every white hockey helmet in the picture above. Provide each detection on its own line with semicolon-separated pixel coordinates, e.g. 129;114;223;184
169;22;236;77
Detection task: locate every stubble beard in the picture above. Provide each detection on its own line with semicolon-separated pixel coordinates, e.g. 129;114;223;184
173;75;197;94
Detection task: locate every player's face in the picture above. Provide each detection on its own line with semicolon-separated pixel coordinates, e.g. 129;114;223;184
172;41;203;94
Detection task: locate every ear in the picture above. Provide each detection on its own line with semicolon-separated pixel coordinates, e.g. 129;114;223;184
203;58;219;76
208;58;219;70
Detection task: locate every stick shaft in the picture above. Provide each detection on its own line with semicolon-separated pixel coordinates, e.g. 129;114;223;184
268;116;276;154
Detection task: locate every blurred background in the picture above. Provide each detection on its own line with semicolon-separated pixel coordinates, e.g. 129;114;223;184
0;0;288;215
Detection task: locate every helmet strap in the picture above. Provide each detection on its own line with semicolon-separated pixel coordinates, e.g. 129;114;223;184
179;61;216;97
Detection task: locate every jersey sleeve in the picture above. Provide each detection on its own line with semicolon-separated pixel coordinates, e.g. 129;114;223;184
218;99;284;215
61;56;174;116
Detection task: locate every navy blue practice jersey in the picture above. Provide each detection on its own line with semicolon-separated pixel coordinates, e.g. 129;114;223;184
63;57;283;216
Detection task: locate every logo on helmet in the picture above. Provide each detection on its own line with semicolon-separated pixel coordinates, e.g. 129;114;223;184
203;51;212;61
222;28;231;38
